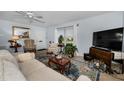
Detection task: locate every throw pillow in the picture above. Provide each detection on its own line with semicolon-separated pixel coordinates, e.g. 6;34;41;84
17;53;35;63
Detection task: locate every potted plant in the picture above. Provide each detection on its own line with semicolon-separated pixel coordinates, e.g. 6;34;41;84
64;43;78;57
58;35;64;44
66;37;74;44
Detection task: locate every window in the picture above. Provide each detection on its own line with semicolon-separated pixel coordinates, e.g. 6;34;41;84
56;26;74;43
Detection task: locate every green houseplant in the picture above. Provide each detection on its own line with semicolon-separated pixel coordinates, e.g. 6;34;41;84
58;35;64;44
64;43;78;57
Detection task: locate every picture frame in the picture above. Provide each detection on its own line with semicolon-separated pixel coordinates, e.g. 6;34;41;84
12;26;30;39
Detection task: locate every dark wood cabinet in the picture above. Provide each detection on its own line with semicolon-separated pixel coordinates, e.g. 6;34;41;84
90;47;113;73
89;47;124;74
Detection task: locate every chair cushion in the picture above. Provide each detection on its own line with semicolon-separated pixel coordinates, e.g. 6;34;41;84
48;43;59;54
50;43;58;47
24;39;36;49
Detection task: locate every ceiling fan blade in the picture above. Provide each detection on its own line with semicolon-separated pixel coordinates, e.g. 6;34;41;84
15;11;29;18
33;17;45;23
35;16;43;19
15;11;46;24
16;11;26;15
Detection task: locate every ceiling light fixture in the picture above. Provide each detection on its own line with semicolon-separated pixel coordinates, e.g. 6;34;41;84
16;11;45;23
26;12;33;18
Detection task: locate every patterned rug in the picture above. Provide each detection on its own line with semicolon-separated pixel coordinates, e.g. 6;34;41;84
35;56;79;80
35;50;96;80
35;50;124;81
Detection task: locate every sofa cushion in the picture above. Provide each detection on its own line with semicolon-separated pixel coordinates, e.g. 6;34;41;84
0;62;3;80
19;59;46;77
3;60;26;81
17;53;35;62
26;67;71;81
0;50;10;54
0;49;19;68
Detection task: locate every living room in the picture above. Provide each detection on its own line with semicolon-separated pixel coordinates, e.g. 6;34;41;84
1;0;124;92
0;11;124;81
0;11;123;81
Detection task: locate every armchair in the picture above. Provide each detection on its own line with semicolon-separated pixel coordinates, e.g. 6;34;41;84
23;39;36;53
47;43;59;55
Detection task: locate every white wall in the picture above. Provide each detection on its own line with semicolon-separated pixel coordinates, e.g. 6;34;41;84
30;26;47;49
0;19;47;51
46;26;56;47
77;12;123;54
46;12;123;55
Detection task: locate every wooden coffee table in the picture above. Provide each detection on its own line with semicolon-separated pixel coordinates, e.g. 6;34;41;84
48;56;71;74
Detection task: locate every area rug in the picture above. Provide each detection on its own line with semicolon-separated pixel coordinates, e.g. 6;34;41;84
35;50;96;80
35;50;124;81
35;56;80;80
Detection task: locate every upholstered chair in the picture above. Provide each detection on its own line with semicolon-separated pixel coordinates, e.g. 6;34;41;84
23;39;36;53
47;43;59;55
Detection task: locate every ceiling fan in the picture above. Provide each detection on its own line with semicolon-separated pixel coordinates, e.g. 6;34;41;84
16;11;45;23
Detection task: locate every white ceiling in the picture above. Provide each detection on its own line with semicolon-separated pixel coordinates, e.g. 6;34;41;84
0;11;113;27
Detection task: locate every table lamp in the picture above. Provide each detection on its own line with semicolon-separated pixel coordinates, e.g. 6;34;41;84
11;35;19;46
12;35;19;42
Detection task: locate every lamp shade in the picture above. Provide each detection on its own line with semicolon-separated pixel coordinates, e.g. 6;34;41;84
12;35;19;40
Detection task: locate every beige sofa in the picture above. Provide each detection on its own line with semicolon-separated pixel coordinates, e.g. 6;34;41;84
0;50;26;80
0;50;91;81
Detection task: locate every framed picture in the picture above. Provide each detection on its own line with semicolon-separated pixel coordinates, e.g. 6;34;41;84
12;26;30;39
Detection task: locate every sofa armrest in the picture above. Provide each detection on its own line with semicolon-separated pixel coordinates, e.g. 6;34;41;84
76;75;91;81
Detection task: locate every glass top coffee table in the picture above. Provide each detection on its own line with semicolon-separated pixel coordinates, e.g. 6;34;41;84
48;56;71;74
